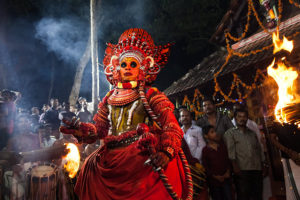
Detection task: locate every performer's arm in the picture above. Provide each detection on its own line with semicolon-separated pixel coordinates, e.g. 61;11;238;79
147;88;183;159
60;98;110;144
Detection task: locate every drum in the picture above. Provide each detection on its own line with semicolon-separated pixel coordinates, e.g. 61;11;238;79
26;163;58;200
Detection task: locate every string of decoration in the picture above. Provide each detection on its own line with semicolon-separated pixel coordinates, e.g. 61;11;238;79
181;0;300;116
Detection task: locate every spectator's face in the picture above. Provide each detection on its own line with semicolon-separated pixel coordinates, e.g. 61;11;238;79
205;128;218;142
81;99;87;105
42;105;50;112
32;108;39;115
203;101;215;115
180;110;192;126
235;112;248;127
51;99;59;108
70;106;76;113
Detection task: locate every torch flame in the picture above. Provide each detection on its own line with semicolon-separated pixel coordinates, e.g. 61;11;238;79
63;143;80;178
273;31;294;54
267;59;298;123
267;31;299;127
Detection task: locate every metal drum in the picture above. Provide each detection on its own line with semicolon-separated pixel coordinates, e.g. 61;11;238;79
26;163;58;200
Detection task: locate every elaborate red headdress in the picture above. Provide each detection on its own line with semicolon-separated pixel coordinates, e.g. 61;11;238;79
103;28;172;86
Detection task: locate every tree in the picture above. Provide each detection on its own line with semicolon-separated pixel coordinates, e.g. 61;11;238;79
69;37;91;106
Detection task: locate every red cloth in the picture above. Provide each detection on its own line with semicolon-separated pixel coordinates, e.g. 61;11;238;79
75;140;187;200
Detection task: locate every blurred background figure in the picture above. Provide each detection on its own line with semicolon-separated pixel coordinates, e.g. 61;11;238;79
39;104;50;124
31;107;40;123
3;114;40;200
59;102;76;126
0;90;18;150
44;98;61;132
70;105;78;115
38;124;56;148
78;97;87;111
77;98;92;123
30;107;40;133
8;114;40;152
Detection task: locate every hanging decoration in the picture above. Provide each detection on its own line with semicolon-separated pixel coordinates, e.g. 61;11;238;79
181;0;300;117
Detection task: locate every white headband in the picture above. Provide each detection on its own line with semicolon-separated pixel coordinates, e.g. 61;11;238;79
119;50;144;63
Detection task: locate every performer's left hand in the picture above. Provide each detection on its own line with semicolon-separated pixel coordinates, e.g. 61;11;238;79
151;152;170;169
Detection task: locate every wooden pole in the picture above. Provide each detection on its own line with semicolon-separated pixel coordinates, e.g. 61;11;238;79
90;0;99;113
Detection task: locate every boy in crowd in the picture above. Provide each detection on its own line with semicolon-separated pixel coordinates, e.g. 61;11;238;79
202;125;232;200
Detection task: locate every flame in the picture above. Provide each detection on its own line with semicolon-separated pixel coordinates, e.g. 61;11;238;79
267;59;298;123
269;9;275;19
267;31;299;127
63;143;80;178
272;31;293;54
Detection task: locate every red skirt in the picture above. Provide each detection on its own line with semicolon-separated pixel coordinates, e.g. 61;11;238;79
75;141;187;200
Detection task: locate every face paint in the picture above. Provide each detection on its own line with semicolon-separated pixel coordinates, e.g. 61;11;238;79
119;57;140;82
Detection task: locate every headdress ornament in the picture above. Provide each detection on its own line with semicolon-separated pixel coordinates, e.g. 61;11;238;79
103;28;172;86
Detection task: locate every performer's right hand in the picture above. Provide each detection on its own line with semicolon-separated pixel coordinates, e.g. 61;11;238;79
150;152;170;169
60;117;84;137
60;117;98;143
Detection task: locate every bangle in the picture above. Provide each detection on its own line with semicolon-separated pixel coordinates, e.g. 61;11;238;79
163;147;175;159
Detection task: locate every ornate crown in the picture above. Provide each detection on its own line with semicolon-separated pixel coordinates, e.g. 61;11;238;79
103;28;172;86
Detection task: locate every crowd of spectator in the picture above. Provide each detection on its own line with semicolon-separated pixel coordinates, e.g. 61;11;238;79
177;97;268;200
0;89;94;199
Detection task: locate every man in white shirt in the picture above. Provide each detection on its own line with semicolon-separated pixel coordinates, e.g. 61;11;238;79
38;125;56;148
180;108;206;162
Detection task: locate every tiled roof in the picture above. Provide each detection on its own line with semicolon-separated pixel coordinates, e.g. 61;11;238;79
164;14;300;97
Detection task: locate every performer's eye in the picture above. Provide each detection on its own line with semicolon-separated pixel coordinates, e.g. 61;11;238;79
130;61;137;68
121;62;127;68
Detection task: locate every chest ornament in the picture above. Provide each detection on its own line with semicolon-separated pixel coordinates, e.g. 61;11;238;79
107;88;140;106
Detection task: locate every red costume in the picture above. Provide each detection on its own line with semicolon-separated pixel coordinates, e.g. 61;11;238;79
60;28;192;200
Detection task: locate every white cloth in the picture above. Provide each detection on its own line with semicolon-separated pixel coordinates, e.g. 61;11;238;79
42;136;56;148
282;158;300;200
181;124;206;161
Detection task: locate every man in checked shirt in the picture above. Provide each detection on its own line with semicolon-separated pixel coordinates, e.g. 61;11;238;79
224;108;267;200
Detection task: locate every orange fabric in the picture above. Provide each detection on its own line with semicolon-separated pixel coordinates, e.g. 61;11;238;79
75;140;187;200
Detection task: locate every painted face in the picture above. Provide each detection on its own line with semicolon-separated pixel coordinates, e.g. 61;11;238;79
119;57;140;82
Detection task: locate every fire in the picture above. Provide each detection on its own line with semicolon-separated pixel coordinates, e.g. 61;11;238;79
63;143;80;178
267;31;299;127
267;59;298;123
272;31;293;54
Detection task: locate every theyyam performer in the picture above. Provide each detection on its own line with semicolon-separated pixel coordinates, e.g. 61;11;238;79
60;28;193;200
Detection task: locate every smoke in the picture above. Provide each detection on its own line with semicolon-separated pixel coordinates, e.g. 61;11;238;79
35;17;88;63
1;0;149;109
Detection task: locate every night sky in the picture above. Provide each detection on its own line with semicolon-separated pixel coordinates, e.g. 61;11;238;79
0;0;229;109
